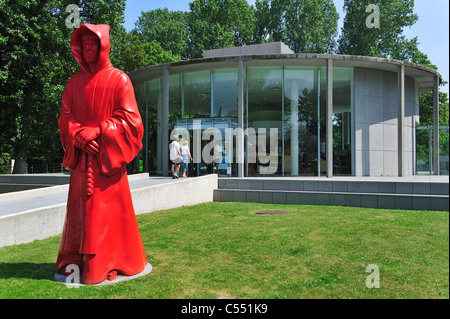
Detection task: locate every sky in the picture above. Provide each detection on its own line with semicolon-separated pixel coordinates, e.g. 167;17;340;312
123;0;449;95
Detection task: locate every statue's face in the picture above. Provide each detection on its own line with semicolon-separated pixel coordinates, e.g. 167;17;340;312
82;32;100;64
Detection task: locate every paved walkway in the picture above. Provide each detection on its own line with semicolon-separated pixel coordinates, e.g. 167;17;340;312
0;176;177;218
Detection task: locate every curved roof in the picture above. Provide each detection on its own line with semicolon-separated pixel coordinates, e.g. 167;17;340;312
129;53;442;94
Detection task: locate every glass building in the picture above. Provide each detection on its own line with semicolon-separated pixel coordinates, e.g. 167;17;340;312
129;42;442;178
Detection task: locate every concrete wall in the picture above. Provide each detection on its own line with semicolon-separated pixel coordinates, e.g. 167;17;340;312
203;41;294;58
354;68;417;176
0;174;218;248
0;203;67;248
132;174;218;215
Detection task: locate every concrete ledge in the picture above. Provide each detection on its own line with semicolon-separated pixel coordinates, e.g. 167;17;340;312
0;174;218;248
132;174;218;215
0;203;67;247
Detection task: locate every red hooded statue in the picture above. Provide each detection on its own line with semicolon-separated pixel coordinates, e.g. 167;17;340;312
55;23;148;285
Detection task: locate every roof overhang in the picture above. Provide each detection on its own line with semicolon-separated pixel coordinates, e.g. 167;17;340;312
129;53;441;95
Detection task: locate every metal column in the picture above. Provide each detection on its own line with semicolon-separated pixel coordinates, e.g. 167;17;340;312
237;57;245;177
144;100;149;173
326;59;333;178
433;75;440;175
397;64;405;177
162;65;169;176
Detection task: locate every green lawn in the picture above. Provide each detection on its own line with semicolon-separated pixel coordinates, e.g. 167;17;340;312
0;202;448;299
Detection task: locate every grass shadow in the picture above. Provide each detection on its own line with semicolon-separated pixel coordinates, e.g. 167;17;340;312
0;263;55;281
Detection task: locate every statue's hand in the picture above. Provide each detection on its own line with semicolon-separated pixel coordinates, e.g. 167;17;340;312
85;140;100;156
75;127;100;152
77;126;100;142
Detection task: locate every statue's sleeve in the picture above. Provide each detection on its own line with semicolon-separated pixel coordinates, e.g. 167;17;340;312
58;81;82;171
97;73;144;175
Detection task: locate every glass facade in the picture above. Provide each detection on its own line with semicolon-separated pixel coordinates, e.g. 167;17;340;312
246;66;283;176
416;124;449;175
134;62;355;177
134;77;162;175
332;67;354;176
282;66;327;176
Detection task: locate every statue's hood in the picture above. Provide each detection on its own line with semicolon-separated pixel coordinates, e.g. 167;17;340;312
70;23;112;74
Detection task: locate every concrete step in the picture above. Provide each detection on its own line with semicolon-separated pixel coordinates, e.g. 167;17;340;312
218;178;449;196
213;188;449;211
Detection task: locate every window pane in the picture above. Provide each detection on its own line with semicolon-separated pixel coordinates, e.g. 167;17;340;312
169;74;182;130
135;78;162;175
183;70;211;118
283;66;325;176
246;66;283;176
212;68;238;118
333;67;353;176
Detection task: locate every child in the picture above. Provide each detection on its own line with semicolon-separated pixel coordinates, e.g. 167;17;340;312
180;140;193;177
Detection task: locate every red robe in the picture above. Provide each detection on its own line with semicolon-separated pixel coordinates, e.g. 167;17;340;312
56;24;147;285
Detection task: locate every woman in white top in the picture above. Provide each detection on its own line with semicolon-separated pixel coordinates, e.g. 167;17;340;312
180;140;193;177
169;135;181;178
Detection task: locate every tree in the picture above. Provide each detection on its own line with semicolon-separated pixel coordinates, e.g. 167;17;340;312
416;90;449;169
259;0;339;53
119;36;180;74
0;0;126;174
132;8;188;59
253;0;272;43
77;0;125;31
1;1;69;173
338;0;419;59
419;91;449;125
110;25;181;74
186;0;256;59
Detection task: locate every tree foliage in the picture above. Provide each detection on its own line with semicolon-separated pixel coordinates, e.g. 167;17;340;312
1;1;70;173
338;0;418;58
337;0;436;69
256;0;339;53
130;0;258;60
132;8;188;58
111;25;180;73
419;91;449;125
186;0;257;59
0;0;126;173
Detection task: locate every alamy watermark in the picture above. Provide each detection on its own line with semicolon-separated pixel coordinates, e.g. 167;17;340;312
170;120;279;175
65;4;80;29
365;264;380;288
366;4;380;29
65;264;81;288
